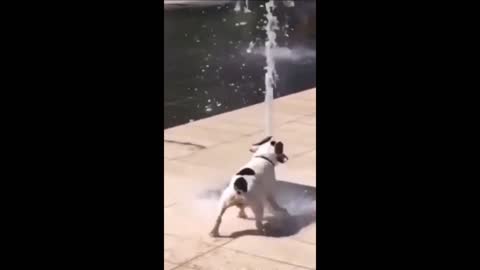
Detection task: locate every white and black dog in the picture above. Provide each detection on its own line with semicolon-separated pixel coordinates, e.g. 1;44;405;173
209;136;290;237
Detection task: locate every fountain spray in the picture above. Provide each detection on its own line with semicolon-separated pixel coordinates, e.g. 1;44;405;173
264;0;279;136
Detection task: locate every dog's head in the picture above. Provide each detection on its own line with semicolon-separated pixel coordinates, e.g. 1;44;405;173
249;136;289;164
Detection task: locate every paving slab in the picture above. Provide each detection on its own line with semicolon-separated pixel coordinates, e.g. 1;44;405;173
164;160;231;207
186;247;299;270
223;236;316;269
164;234;217;265
275;150;316;186
164;261;179;270
164;88;316;269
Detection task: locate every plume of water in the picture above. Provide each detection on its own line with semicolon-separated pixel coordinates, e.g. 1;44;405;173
283;0;295;8
244;0;251;13
234;0;241;12
264;0;280;136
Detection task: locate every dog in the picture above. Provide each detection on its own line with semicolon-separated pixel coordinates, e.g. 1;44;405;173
209;136;290;237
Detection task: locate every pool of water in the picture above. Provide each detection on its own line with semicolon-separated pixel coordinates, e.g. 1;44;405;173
164;0;316;129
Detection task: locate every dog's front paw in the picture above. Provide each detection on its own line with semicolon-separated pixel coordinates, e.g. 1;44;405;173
209;230;220;238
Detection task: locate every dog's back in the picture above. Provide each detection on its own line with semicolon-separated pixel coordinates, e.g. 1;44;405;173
230;158;277;202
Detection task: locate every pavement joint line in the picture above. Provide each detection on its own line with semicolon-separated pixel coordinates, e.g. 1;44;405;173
170;237;236;270
167;129;264;161
164;232;230;247
164;258;178;265
164;203;177;209
221;246;316;270
291;237;316;246
171;125;315;163
164;232;317;268
164;139;207;149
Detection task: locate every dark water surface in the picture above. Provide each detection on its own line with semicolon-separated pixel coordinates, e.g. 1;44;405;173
164;0;316;129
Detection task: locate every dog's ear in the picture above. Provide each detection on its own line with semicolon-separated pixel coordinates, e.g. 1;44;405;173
275;141;289;163
250;136;272;153
252;136;272;146
274;141;283;154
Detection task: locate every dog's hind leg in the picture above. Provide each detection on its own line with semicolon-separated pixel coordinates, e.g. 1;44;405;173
237;204;247;219
209;202;231;237
267;194;289;216
251;202;265;234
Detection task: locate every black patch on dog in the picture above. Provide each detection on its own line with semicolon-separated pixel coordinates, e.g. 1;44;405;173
270;141;276;146
236;168;255;176
252;136;272;146
234;177;248;194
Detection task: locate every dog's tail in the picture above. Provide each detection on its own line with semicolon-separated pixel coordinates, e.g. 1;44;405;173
233;177;248;195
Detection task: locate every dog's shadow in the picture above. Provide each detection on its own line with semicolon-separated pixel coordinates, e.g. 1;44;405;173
228;180;316;238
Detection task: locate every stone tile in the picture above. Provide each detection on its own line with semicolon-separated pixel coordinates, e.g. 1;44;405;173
275;122;316;150
287;89;316;101
164;160;232;206
273;97;316;116
296;115;316;126
223;236;316;269
211;103;303;128
175;134;260;171
164;201;261;246
164;261;178;270
177;132;313;172
292;223;316;245
276;151;316;187
164;234;217;265
186;247;297;270
165;125;242;148
164;141;201;160
189;117;263;136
